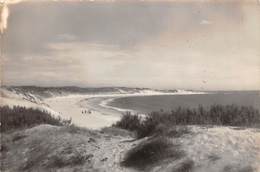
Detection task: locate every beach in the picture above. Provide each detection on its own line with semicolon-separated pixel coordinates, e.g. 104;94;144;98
43;90;205;129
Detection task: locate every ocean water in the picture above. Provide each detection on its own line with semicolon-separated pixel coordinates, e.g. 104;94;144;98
108;91;260;114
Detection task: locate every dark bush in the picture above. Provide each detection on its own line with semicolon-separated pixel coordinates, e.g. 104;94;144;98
0;106;71;132
174;159;194;172
112;111;143;132
12;134;27;142
0;144;8;152
121;136;183;170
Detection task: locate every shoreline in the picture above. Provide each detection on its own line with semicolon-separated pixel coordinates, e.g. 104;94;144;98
0;88;206;130
86;90;207;116
43;91;206;129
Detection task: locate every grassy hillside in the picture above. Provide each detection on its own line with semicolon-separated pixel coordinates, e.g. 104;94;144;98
2;86;177;98
0;106;71;132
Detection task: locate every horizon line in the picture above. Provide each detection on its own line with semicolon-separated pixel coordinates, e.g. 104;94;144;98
1;84;260;92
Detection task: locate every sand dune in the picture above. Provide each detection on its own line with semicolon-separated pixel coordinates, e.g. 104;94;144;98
1;88;259;172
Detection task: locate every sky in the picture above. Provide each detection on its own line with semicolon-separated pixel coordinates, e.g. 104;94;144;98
1;0;260;90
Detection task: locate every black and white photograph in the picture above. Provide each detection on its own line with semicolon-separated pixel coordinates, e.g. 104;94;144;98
0;0;260;171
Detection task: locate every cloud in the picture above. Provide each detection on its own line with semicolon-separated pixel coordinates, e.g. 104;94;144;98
3;39;260;90
56;33;77;42
3;1;260;90
200;19;212;25
6;1;174;55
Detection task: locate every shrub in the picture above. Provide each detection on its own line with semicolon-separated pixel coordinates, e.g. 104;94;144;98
121;136;183;170
174;159;194;172
0;106;71;132
112;111;143;132
0;144;8;152
47;152;92;168
101;127;134;137
12;134;27;142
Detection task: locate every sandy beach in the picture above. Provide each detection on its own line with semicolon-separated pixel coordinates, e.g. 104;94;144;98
1;87;204;129
44;90;205;129
44;95;119;130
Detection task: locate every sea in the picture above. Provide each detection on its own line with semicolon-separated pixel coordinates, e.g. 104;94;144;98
108;91;260;114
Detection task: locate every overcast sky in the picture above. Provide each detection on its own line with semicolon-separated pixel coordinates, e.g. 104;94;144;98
1;0;260;90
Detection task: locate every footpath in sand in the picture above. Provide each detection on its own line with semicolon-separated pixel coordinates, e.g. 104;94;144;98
1;124;259;172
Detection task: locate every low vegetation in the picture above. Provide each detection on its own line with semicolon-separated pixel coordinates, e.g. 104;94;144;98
1;124;96;171
101;126;134;137
114;104;260;138
173;159;194;172
113;112;142;132
121;136;183;170
115;104;260;170
0;106;71;132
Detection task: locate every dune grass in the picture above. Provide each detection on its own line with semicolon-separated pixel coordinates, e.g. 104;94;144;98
174;159;194;172
114;104;260;138
0;106;71;132
115;104;260;170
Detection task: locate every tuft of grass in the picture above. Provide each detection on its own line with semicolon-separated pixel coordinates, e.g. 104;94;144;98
20;143;93;171
0;144;8;152
222;165;254;172
64;124;85;134
101;127;134;137
112;112;142;132
47;153;93;168
238;166;254;172
20;144;51;171
0;106;71;132
174;159;194;172
166;126;190;138
12;134;27;142
121;136;183;170
208;154;221;163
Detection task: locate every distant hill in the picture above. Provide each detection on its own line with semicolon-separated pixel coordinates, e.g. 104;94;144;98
1;86;179;99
